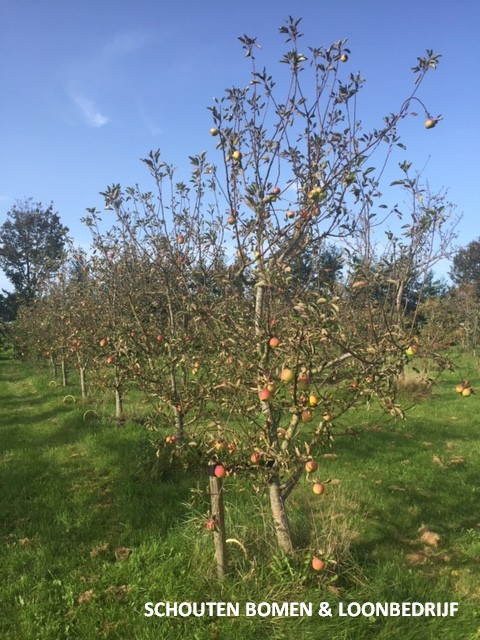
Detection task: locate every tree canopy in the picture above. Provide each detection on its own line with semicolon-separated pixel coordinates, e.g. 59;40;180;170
450;238;480;296
0;199;69;315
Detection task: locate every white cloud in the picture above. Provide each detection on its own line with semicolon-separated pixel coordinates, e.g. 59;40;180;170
68;89;109;128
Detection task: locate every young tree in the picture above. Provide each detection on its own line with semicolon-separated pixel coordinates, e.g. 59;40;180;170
0;199;69;313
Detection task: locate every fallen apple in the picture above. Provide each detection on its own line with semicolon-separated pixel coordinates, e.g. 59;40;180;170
305;460;318;473
312;482;325;495
311;556;325;571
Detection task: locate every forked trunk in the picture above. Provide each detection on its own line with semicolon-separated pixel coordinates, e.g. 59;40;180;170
268;476;294;554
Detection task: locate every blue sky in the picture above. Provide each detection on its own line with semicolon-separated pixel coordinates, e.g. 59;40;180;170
1;0;479;290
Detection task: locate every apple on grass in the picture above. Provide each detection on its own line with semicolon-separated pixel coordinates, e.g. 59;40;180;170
311;556;325;571
269;336;280;348
312;482;325;495
305;460;318;473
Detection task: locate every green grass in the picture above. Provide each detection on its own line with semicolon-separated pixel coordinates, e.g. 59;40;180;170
1;352;479;639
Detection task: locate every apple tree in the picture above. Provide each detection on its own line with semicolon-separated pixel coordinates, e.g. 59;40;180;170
193;17;445;554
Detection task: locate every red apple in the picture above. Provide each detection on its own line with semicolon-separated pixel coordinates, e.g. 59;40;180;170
312;482;325;495
205;518;218;531
271;186;281;195
311;556;325;571
305;460;318;473
99;339;107;347
269;336;280;348
214;464;226;478
259;388;271;401
250;452;262;465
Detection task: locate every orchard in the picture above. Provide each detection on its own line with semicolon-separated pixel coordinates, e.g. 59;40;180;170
8;18;460;578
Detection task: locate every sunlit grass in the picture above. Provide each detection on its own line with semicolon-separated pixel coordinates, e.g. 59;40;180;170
1;351;479;639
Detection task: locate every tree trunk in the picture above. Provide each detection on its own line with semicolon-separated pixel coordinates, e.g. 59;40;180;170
114;384;123;420
61;357;68;387
268;476;294;554
209;471;228;578
50;354;58;379
79;365;87;399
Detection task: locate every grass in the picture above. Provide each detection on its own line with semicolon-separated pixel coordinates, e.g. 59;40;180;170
1;351;479;639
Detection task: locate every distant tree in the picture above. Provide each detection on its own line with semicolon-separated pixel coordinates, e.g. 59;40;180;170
284;241;344;291
0;291;19;322
0;199;69;313
449;238;480;296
